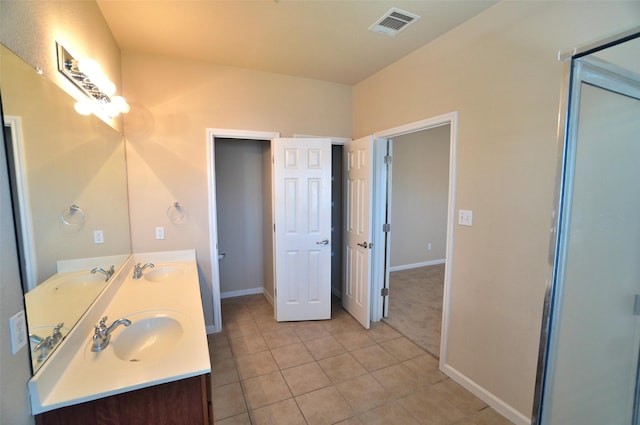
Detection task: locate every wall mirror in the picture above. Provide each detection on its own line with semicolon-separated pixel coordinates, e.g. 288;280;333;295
0;44;132;373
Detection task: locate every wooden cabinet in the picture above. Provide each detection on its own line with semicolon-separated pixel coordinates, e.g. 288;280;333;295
35;374;212;425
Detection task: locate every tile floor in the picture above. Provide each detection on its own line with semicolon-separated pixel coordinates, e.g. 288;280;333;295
208;294;514;425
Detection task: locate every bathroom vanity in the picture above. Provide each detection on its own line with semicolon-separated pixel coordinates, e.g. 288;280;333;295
28;250;212;424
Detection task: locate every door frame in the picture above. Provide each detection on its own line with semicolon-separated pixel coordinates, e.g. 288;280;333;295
206;128;280;333
370;111;459;363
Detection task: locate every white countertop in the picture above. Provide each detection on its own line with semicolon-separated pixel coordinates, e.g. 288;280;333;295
28;250;211;414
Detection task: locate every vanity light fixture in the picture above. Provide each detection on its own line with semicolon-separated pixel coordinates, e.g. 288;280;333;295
56;43;129;118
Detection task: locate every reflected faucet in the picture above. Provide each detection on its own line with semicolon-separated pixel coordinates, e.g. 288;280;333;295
132;263;154;279
91;316;132;352
30;322;65;362
91;265;115;282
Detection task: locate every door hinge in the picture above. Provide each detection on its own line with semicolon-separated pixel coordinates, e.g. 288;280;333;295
381;287;389;296
384;154;392;165
382;223;391;232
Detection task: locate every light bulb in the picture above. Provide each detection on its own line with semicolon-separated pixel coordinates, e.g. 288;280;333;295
104;101;121;118
97;78;116;97
74;101;93;116
76;58;101;79
111;96;130;113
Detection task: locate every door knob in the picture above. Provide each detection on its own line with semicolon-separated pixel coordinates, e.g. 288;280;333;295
357;241;368;248
316;239;329;245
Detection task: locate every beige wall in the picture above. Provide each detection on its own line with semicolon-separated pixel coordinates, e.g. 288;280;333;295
390;126;449;268
354;1;640;419
122;51;352;327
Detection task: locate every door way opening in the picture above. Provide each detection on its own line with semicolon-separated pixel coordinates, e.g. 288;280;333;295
208;133;344;329
381;124;451;358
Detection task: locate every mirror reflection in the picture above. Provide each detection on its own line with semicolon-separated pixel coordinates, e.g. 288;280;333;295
0;45;132;373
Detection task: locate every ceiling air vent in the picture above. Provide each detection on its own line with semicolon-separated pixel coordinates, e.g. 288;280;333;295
369;7;421;37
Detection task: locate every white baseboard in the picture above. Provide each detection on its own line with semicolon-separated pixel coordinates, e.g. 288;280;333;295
263;289;274;306
441;363;531;425
220;287;264;299
389;259;445;272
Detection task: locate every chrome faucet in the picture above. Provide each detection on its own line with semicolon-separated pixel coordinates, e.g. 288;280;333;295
91;316;132;352
91;265;115;282
30;322;65;362
132;262;154;279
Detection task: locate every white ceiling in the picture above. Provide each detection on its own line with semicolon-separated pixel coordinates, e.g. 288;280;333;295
96;0;497;85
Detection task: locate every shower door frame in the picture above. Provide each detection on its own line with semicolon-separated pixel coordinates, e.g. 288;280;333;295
532;27;640;425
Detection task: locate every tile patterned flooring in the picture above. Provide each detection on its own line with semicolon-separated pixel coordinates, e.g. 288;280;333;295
208;294;514;425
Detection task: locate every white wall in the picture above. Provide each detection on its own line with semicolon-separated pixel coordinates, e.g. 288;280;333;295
354;1;640;421
390;126;449;268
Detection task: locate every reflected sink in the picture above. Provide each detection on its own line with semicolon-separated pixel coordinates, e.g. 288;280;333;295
110;311;185;362
143;265;184;282
48;272;105;296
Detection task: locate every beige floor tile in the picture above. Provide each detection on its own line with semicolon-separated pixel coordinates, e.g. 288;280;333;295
304;335;346;360
333;330;377;352
226;320;262;340
229;334;269;356
371;363;422;396
223;306;256;324
317;352;368;384
271;342;315;370
296;386;355;425
403;353;448;384
451;407;515;425
293;322;331;341
439;379;487;415
242;371;292;410
358;400;420;425
323;315;364;335
336;373;391;413
262;329;301;349
336;418;364;425
282;362;332;396
397;385;466;424
212;382;247;421
211;354;240;387
208;332;231;352
215;412;252;425
250;398;307;425
380;336;425;361
351;344;398;372
235;350;278;380
367;322;402;343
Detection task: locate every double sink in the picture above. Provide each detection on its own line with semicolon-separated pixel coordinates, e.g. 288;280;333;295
28;250;211;415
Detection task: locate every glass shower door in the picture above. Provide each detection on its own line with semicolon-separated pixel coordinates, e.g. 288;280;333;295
540;47;640;424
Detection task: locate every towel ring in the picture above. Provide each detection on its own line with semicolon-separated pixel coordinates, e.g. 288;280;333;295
60;204;85;226
166;201;186;224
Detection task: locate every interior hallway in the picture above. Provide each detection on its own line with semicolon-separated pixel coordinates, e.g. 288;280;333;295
207;294;513;425
384;264;445;358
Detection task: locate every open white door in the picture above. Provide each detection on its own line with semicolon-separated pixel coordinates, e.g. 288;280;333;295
273;138;332;321
343;136;373;329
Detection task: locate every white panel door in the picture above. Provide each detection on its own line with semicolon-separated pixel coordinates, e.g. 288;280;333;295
273;138;332;321
343;136;373;329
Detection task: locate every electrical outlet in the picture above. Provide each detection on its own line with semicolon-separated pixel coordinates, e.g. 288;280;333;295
9;310;27;354
93;230;104;244
427;243;432;251
156;226;165;240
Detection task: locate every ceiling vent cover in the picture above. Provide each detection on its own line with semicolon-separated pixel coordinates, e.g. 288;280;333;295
369;7;421;36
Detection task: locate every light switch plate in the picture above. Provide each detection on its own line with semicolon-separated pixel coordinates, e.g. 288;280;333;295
458;209;473;226
9;310;27;354
156;227;165;240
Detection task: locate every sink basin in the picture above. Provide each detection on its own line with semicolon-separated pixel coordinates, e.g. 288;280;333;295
143;265;184;282
110;311;185;362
